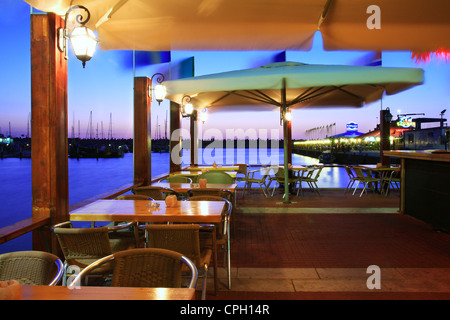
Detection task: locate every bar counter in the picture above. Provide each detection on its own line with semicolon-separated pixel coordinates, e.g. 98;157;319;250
384;150;450;232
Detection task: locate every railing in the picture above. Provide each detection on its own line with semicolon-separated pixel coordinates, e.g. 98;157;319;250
0;171;172;247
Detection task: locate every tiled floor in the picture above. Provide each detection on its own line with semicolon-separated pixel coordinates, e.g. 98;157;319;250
198;189;450;299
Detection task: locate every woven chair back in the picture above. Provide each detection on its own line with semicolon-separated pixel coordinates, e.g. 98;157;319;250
53;226;113;268
111;248;184;288
145;225;202;267
0;251;62;285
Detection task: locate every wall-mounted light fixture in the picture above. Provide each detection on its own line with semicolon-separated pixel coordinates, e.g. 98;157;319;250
57;5;98;68
199;108;208;124
280;107;292;125
181;95;195;118
384;107;393;122
149;73;167;105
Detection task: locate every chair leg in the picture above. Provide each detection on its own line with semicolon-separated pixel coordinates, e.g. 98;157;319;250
201;264;208;300
360;182;369;197
226;239;231;290
260;183;268;198
353;181;360;195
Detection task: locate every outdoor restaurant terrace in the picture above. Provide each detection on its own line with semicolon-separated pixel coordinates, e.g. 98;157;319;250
1;0;449;304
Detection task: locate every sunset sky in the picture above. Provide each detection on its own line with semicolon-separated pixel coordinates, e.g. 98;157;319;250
1;0;449;140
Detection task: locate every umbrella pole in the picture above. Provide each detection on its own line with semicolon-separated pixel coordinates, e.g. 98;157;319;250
281;79;290;204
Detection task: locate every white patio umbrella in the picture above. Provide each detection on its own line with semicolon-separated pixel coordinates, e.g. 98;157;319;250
164;61;424;203
25;0;450;52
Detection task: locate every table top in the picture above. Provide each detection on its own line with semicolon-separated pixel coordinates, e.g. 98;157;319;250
170;171;237;178
358;164;401;171
20;285;195;300
70;200;225;223
153;182;237;193
186;165;239;171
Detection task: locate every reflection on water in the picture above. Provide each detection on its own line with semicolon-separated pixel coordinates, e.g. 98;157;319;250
0;149;348;253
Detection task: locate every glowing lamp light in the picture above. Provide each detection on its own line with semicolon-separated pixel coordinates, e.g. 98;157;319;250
285;109;292;122
149;73;166;105
184;103;194;115
153;83;167;104
57;5;98;68
69;27;98;68
200;109;208;123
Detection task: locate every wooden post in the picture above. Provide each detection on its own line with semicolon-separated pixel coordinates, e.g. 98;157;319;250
287;119;292;165
170;101;182;173
190;112;198;166
30;13;68;253
133;77;152;185
380;109;391;166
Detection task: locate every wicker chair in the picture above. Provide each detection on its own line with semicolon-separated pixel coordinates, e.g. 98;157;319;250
188;197;232;290
52;221;139;285
187;188;233;201
114;194;152;200
160;176;193;183
198;171;234;184
0;251;63;286
142;224;215;300
69;248;198;290
132;186;179;200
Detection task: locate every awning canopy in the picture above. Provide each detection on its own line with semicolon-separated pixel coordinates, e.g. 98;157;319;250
24;0;450;52
165;61;424;113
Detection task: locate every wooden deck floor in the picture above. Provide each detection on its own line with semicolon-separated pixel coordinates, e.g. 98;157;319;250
198;188;450;300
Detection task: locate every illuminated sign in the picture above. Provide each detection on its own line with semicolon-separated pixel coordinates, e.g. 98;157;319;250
346;122;358;132
397;116;415;128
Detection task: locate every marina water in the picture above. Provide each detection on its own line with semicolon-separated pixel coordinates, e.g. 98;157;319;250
0;149;349;253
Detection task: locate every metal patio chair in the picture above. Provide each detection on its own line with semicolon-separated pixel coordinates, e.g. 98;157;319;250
69;248;198;290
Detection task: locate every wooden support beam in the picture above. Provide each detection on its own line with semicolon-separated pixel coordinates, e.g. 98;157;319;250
380;109;391;166
30;13;68;252
170;101;182;173
133;77;152;185
190;112;198;166
287;119;292;164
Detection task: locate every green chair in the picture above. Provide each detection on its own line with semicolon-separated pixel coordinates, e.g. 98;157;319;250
352;167;381;197
160;176;193;183
302;166;323;195
382;169;401;196
269;167;303;197
132;186;179;200
244;167;272;197
198;171;234;184
344;166;358;193
234;164;248;183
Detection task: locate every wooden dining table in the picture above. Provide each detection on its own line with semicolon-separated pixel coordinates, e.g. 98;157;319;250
152;182;237;193
185;165;240;171
69;200;225;224
169;170;237;179
20;285;195;300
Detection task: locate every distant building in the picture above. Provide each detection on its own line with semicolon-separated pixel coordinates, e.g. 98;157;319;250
331;122;365;139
